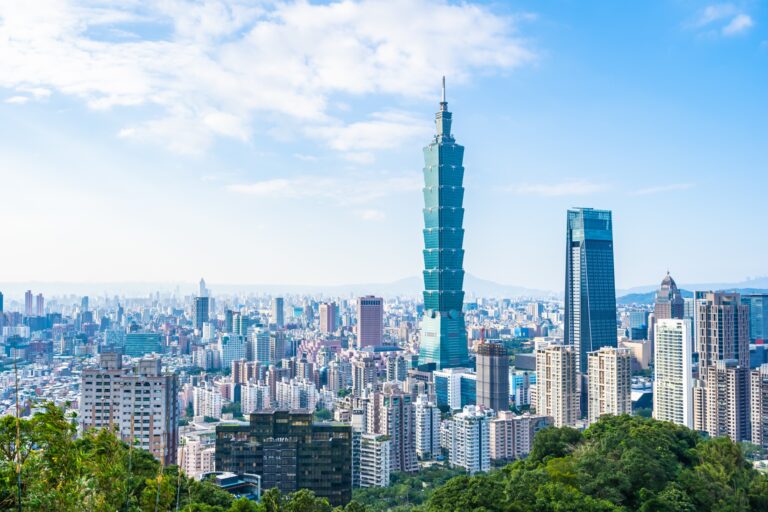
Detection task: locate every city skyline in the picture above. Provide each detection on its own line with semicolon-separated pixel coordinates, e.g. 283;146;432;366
1;1;767;291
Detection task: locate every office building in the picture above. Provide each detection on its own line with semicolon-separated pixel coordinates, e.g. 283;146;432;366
653;319;693;428
199;278;208;297
587;346;632;424
489;411;551;461
433;367;476;410
124;332;162;358
358;434;390;488
35;293;44;316
414;394;441;460
444;405;490;475
194;296;210;331
272;297;284;329
250;328;271;365
742;294;768;342
218;334;247;368
357;296;383;349
419;80;469;370
319;302;338;334
534;343;579;427
24;290;33;316
564;208;617;373
476;341;509;413
750;364;768;450
215;410;352;506
654;272;685;320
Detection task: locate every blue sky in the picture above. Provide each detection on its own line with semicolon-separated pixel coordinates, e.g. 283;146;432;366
0;0;766;292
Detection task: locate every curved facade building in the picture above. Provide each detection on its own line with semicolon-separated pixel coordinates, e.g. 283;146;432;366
418;79;468;369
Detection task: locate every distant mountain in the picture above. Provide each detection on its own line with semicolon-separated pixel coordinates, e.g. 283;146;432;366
617;287;768;305
0;274;556;300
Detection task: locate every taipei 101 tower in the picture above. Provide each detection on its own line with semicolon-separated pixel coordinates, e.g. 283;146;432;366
418;78;469;369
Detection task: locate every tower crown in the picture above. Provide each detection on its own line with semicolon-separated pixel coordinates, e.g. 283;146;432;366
435;76;452;141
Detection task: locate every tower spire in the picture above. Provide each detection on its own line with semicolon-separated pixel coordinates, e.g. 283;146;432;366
440;76;447;111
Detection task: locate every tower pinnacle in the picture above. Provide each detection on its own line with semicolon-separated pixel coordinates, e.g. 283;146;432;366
440;76;447;111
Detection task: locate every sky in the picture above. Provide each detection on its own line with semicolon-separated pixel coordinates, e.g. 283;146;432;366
0;0;767;293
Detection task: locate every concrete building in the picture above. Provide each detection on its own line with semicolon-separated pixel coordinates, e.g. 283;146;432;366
319;302;338;334
534;343;579;427
276;379;319;411
271;297;284;329
444;405;490;475
386;354;408;383
117;357;179;465
352;353;377;397
357;296;384;349
218;334;247;368
358;433;391;488
750;364;768;450
489;411;551;461
414;394;441;460
653;319;693;428
193;383;223;419
587;346;632;424
369;385;417;473
241;382;271;414
80;351;126;431
476;341;509;413
699;360;750;442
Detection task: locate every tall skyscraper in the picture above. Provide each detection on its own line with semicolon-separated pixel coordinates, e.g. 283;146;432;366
535;343;579;427
693;292;751;442
272;297;284;329
742;294;768;342
476;341;509;413
0;290;4;313
564;208;617;373
194;296;210;331
24;290;33;316
418;78;469;370
35;293;44;316
199;278;208;297
586;346;632;424
319;302;338;334
356;296;383;349
653;319;693;428
654;272;685;320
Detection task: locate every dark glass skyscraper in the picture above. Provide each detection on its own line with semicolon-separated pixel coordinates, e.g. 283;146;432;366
564;208;617;373
418;78;468;369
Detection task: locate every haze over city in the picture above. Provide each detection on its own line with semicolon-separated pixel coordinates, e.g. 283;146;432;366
1;1;767;292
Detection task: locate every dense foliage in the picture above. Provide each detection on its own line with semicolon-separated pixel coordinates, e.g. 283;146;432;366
2;406;767;512
0;403;362;512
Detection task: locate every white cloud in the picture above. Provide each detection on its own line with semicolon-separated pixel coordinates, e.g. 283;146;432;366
508;180;609;197
0;1;535;154
722;14;753;35
692;4;753;37
5;96;30;104
227;173;421;205
632;183;694;196
357;209;386;221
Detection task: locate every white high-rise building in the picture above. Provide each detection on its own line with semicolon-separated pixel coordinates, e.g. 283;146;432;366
276;379;319;410
193;383;223;419
251;328;272;365
444;405;491;475
241;382;272;415
80;352;126;430
178;435;216;480
653;319;693;428
489;411;551;461
358;433;391;488
587;346;632;424
535;343;579;427
218;334;247;368
414;394;441;459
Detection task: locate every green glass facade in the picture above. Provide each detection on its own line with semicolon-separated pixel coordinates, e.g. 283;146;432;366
215;410;352;506
419;82;469;369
